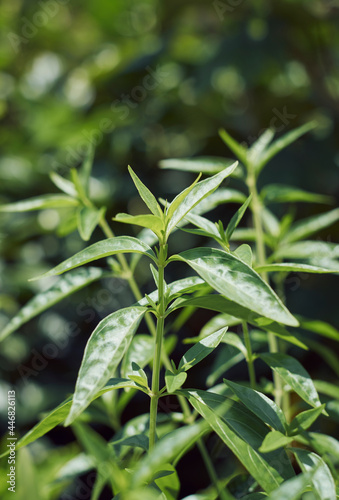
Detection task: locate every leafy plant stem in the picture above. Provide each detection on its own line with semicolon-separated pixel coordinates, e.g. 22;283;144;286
247;169;283;406
242;321;256;389
197;439;230;500
149;242;166;451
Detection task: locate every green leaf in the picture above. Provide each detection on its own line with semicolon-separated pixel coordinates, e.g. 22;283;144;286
273;240;339;261
282;208;339;244
79;143;95;196
248;128;275;165
219;129;248;165
191;188;247;212
131;422;208;488
288;405;326;436
64;306;147;425
225;195;252;243
255;122;316;175
178;327;228;371
298;432;339;460
121;335;154;379
31;236;157;280
266;469;318;500
0;194;79;211
200;313;241;337
255;262;338;274
259;431;294;453
185;212;221;239
0;267;105;342
128;166;162;216
49;171;78;197
170;247;298;327
224;379;287;433
113;213;164;238
261;207;280;238
260;353;322;409
232;244;253;267
261;184;333;205
77;206;106;241
297;318;339;342
166;163;238;236
292;449;336;500
184;390;294;493
313;380;339;400
153;464;180;500
165;370;187;393
159;156;238;175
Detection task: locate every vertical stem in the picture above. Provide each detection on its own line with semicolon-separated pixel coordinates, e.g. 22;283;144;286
242;321;256;389
247;169;283;406
197;440;230;500
149;243;166;451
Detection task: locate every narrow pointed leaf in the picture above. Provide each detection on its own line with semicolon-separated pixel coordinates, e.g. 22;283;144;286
165;370;187;393
255;262;338;274
313;380;339;400
49;171;78;197
159;156;238;175
288;404;326;435
292;449;336;500
225;195;252;243
77;206;106;241
113;213;164;238
128;166;162;216
121;335;154;378
170;247;298;326
266;469;318;500
248;128;275;164
224;379;287;433
260;353;322;408
0;267;105;342
282;208;339;244
31;236;156;280
274;240;339;261
0;194;79;212
233;244;252;266
256;122;316;175
178;327;228;371
219;129;248;165
65;306;147;425
191;188;247;213
259;431;294;453
261;184;333;204
299;432;339;460
166;163;238;235
298;318;339;342
185;212;221;239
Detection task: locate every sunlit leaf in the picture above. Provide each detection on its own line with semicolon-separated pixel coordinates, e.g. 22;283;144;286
113;213;164;238
225;195;252;243
282;208;339;244
49;171;78;197
261;184;333;204
77;206;106;241
288;405;326;436
128;166;163;216
259;431;293;453
178;328;228;371
165;370;187;393
292;448;336;500
159;156;238;175
219;129;248;165
0;194;79;211
255;262;338;274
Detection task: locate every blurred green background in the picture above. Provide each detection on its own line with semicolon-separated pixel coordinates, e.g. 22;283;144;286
1;0;339;498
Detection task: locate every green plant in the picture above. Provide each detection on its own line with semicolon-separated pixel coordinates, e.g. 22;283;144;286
1;124;339;499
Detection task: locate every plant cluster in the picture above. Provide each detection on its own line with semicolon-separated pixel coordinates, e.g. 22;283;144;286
1;123;339;499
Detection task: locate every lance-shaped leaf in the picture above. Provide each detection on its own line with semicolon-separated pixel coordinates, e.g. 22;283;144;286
121;334;154;378
64;306;147;426
128;166;162;216
0;194;79;212
259;431;294;453
260;353;322;409
297;432;339;460
297;318;339;342
169;247;298;327
225;195;252;244
0;267;105;342
219;129;248;165
49;171;78;197
178;327;228;371
266;468;319;500
292;449;336;500
282;207;339;244
31;236;156;280
255;122;316;175
248;128;275;165
255;262;338;274
113;213;164;239
261;183;333;205
165;370;187;393
159;156;238;175
288;404;326;436
184;390;294;493
165;162;238;236
77;206;106;241
273;240;339;261
224;379;287;433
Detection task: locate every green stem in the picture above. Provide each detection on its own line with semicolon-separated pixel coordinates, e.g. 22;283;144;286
247;169;283;406
149;243;166;451
197;440;230;500
242;321;256;389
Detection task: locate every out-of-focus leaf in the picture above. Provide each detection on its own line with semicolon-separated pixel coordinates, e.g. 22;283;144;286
292;448;336;500
273;240;339;261
255;262;338;274
79;143;95;197
0;194;79;211
77;206;106;241
166;163;238;236
288;405;326;435
31;236;157;280
225;195;252;243
266;468;317;500
65;306;147;425
121;335;154;378
224;379;287;433
297;433;339;461
49;171;78;197
313;380;339;400
282;208;339;244
159;156;238;175
248;128;275;165
178;328;228;371
297;318;339;342
233;244;252;267
170;247;298;326
219;129;248;165
261;207;280;238
261;184;333;204
0;267;105;342
260;353;322;409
